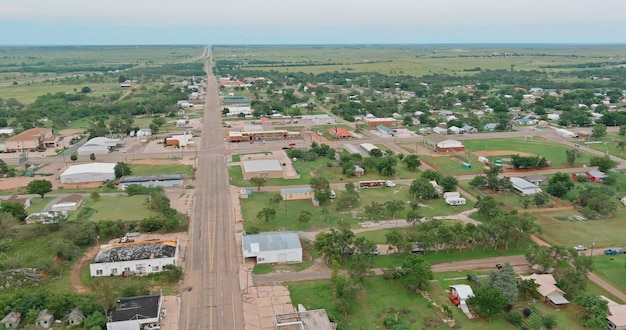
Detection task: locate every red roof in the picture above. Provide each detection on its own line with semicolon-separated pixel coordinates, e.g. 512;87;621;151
329;127;352;137
514;87;528;92
258;117;270;122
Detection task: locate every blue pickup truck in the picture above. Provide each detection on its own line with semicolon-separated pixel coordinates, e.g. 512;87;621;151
604;249;620;255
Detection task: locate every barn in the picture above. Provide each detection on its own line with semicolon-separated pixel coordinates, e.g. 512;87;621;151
60;163;116;184
241;160;284;180
242;232;302;264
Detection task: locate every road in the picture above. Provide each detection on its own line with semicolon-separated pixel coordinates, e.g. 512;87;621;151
179;47;244;330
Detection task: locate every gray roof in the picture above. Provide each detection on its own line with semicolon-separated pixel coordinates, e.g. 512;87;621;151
281;187;314;195
425;134;449;144
120;174;185;183
242;160;282;173
93;241;177;263
510;177;539;189
342;144;360;154
587;170;607;178
243;232;301;253
36;309;52;323
1;312;20;324
524;173;548;182
546;294;569;305
111;295;160;322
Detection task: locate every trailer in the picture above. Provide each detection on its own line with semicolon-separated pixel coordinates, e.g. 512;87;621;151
445;197;467;206
359;180;387;188
477;156;489;165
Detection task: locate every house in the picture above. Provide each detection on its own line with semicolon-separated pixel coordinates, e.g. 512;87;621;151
107;295;163;330
600;296;626;330
0;311;20;329
35;309;53;329
242;232;302;264
510;177;542;195
461;124;477;133
418;127;432;135
377;125;394;136
483;123;498;132
330;127;353;139
436;139;465;153
280;187;315;201
89;240;179;277
432;127;448;135
67;309;85;327
4;195;32;209
5;128;55;152
448;126;463;135
519;274;569;308
586;170;607;183
523;174;548;186
0;127;15;136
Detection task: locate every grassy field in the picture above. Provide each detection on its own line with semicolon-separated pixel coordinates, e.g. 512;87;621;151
534;210;626;249
583;133;626;159
420;154;485;176
0;81;125;104
28;196;55;213
129;163;193;176
67;195;151;222
593;255;626;297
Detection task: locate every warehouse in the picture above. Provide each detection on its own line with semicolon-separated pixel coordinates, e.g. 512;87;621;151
90;240;179;277
60;163;116;184
77;137;124;156
241;159;284;179
510;177;543;195
242;232;302;264
119;174;185;190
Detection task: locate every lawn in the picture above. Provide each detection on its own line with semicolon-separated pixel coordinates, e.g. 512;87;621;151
28;197;55;213
584;133;626;159
288;277;446;329
129;163;193;176
0;81;124;104
592;255;626;298
462;137;594;169
420;154;485;176
68;195;152;222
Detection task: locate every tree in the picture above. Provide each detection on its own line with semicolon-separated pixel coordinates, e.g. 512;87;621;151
620;125;626;136
592;123;607;139
70;152;78;161
546;172;575;198
384;200;405;219
488;263;518;304
565;149;580;165
90;191;100;202
363;201;384;221
375;156;398;176
533;193;549;207
114;162;132;178
152;117;166;128
439;176;458;192
27;180;53;198
256;208;276;223
0;201;27;221
590;155;618;172
475;196;501;218
81;86;91;93
403;155;421;170
315;227;355;263
310;176;331;205
335;182;360;210
298;210;312;228
573;294;609;328
89;153;96;161
468;286;508;322
396;254;434;292
421;169;443;183
369;148;383;158
409;178;438;201
249;176;267;192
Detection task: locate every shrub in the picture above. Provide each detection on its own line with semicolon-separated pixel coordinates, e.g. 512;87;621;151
506;311;523;326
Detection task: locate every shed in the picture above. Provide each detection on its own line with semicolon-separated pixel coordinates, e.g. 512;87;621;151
242;232;302;264
586;170;607;183
280;187;315;201
510;177;542;195
0;312;20;329
60;163;116;184
35;309;53;329
67;309;85;326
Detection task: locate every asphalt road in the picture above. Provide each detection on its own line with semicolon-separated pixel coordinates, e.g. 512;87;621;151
179;47;244;330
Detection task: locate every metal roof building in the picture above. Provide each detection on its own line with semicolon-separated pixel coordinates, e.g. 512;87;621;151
510;177;542;195
90;240;179;277
241;159;284;179
119;174;185;190
107;295;163;330
60;163;116;184
242;232;302;264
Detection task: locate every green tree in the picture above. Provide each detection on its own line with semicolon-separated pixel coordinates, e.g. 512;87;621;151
83;311;107;329
468;286;508;322
546;172;575;198
421;169;443;182
619;125;626;136
81;86;91;93
70;152;78;161
363;201;384;221
27;179;53;198
403;155;421;170
90;191;100;202
533;193;549;207
297;210;313;228
315;227;355;263
475;196;501;218
439;176;458;192
256;208;276;223
409;178;438;201
573;294;609;328
384;199;405;219
565;148;580;165
396;254;433;292
592;123;607;139
369;148;383;158
310;176;331;205
590;155;618;172
89;153;96;161
0;201;27;221
249;176;267;192
152;117;166;128
375;156;398;176
114;162;132;178
488;262;518;304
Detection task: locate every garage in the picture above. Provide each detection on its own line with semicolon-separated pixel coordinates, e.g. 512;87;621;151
60;163;116;184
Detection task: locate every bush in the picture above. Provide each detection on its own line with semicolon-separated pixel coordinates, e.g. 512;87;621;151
506;311;523;326
246;226;261;234
522;308;532;317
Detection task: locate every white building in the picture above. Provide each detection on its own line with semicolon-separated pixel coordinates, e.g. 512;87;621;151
0;127;15;135
61;163;116;184
106;295;163;330
510;177;543;195
77;137;123;156
90;240;179;277
359;143;379;155
225;106;252;116
242;232;302;264
119;174;185;190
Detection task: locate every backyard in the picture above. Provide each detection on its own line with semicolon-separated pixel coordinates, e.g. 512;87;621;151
67;195;152;222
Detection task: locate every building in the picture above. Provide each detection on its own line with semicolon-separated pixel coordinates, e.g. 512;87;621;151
510;177;543;195
449;284;474;316
0;312;20;329
35;309;53;329
424;134;447;150
3;195;32;209
25;211;67;224
432;127;448;135
342;144;360;155
275;306;335;330
524;173;549;186
5;128;55;152
329;127;353;139
600;296;626;330
359;143;379;155
354;165;365;176
430;181;443;194
436;139;465;152
242;232;302;264
225;106;252;116
377;125;394;136
229;130;300;142
519;274;569;308
50;194;84;212
483;123;498;132
90;240;179;277
77;137;124;156
119;174;185;190
60;163;116;184
223;96;250;104
363;117;397;127
586;170;608;183
241;160;284;180
280;187;315;201
0;127;15;136
67;309;85;327
106;295;163;330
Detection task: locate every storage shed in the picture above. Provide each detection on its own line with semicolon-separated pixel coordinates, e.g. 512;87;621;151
60;163;116;183
280;187;315;201
242;232;302;264
510;177;542;195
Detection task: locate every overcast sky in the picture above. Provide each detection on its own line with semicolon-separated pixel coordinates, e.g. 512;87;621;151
1;0;625;45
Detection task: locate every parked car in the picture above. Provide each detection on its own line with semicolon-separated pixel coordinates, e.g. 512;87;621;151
619;248;626;254
496;264;503;270
573;245;587;251
604;249;620;255
410;243;425;254
143;324;160;330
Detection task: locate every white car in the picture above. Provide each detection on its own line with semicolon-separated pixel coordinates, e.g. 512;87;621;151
143;324;161;330
573;245;587;251
385;180;396;187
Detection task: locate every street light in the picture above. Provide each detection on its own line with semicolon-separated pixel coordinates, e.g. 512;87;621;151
591;241;595;256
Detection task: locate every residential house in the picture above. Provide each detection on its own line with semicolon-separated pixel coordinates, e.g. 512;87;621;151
4;195;32;209
448;126;463;135
523;174;548;186
432;127;448;135
461;124;477;133
0;312;20;329
519;274;569;308
106;295;163;330
35;309;53;329
280;187;315;201
600;296;626;330
586;170;607;183
483;123;498;132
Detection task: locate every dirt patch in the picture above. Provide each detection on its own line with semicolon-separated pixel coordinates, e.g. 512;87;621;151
59;129;84;136
131;158;183;165
474;150;536;157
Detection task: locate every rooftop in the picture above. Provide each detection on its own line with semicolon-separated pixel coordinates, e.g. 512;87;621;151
58;194;83;204
6;127;51;142
61;163;116;176
223;96;250;104
93;240;177;263
275;309;335;330
281;187;314;195
242;160;283;173
510;177;540;190
243;232;301;253
120;174;185;183
111;295;161;322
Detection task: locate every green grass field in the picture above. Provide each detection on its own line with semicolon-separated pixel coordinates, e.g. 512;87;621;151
584;133;626;159
534;210;626;249
68;195;151;222
28;197;55;213
593;255;626;298
0;81;126;104
129;163;193;176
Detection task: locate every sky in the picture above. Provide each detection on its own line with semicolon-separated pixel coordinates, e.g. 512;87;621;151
1;0;625;45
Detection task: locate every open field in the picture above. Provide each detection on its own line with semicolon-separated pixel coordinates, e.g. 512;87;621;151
129;163;194;176
0;81;126;104
67;195;151;222
28;196;55;213
584;132;626;159
215;45;626;77
593;255;626;297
